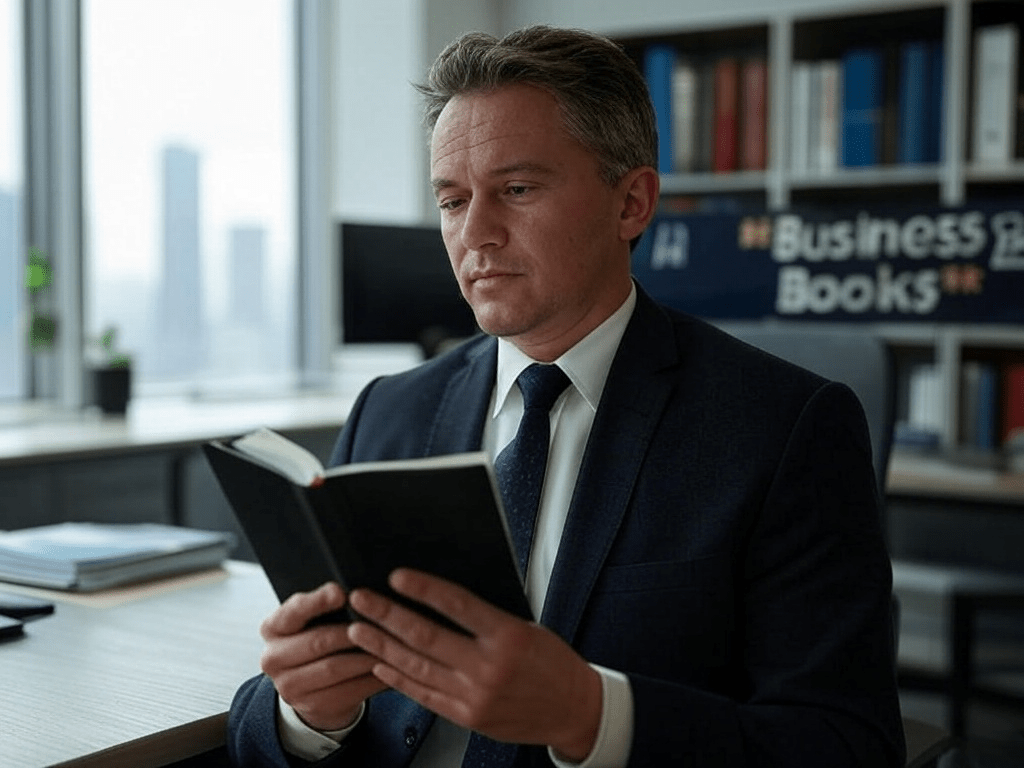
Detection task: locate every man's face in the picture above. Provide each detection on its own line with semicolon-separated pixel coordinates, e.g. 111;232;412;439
431;84;634;362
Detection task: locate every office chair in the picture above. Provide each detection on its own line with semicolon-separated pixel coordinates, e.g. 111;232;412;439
717;320;894;490
717;320;957;768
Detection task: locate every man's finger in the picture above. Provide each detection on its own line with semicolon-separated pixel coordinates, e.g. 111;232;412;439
271;646;381;701
260;582;346;639
386;568;509;638
260;623;358;676
348;584;474;659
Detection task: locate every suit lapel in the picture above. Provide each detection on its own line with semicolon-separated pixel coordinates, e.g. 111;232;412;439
541;289;680;643
425;337;497;456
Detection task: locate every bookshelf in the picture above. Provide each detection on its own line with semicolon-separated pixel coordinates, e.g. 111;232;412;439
615;0;1024;468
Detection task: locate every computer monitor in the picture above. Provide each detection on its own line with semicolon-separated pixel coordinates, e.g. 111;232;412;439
339;222;479;357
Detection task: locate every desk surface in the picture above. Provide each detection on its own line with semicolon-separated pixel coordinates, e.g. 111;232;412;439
0;392;356;467
888;451;1024;506
1;561;278;768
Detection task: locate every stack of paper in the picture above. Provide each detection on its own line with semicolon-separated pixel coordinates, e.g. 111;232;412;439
0;523;235;591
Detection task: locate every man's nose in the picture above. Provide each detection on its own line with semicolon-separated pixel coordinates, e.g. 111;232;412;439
460;196;506;251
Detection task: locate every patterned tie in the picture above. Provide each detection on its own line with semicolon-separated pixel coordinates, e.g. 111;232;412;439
460;363;570;768
495;363;571;577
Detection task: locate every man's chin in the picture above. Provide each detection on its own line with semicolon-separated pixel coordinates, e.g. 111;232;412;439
469;306;531;340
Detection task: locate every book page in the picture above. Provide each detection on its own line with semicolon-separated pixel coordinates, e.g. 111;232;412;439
233;428;325;486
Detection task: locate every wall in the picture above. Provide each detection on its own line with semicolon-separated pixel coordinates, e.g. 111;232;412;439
331;0;425;224
330;0;500;226
503;0;937;33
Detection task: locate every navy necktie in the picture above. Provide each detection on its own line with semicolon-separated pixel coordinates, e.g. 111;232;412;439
495;363;571;578
460;363;570;768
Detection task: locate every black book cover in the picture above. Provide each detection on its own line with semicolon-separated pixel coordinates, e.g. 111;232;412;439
202;439;531;633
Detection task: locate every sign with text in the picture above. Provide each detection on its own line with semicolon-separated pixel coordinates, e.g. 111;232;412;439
632;203;1024;323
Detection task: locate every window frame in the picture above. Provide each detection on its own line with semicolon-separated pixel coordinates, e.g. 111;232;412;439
19;0;329;405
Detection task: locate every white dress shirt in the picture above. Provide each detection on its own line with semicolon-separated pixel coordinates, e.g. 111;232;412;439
279;285;638;767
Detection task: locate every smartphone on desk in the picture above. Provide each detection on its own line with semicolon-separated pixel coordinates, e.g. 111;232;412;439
0;614;24;641
0;592;55;620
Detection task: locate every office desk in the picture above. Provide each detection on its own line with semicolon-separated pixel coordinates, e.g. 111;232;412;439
894;560;1024;737
0;393;357;534
2;561;278;768
0;393;357;467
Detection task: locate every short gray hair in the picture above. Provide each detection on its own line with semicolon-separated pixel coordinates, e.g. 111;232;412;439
417;25;658;186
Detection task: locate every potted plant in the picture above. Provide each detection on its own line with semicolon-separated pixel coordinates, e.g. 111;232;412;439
88;326;133;415
26;246;58;350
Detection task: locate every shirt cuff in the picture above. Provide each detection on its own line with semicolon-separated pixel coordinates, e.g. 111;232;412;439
276;696;365;761
548;664;634;768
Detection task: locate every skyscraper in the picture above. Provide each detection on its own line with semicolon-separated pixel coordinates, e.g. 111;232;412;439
156;144;204;377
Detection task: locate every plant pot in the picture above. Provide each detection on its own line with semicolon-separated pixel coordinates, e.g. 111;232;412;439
92;365;132;415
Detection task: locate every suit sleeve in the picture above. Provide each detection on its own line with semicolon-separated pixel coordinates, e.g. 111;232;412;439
624;383;905;767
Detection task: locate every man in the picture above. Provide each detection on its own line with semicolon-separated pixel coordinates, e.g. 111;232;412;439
228;25;905;767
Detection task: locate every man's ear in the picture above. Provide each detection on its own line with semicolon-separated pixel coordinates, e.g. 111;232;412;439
617;166;660;244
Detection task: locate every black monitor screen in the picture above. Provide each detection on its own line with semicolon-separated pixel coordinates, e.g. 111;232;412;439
340;222;479;352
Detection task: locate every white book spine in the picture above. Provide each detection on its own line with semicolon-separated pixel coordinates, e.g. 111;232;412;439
816;60;841;173
909;364;944;434
790;62;812;174
972;24;1019;163
672;61;698;173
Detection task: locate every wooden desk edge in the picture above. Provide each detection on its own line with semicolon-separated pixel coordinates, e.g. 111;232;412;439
50;713;227;768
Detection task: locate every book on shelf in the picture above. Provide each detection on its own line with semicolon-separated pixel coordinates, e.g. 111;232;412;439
811;59;841;173
894;362;945;449
841;46;885;167
790;61;812;174
960;361;998;451
713;56;740;173
881;41;900;166
644;44;676;174
0;523;235;591
695;59;717;173
898;38;946;164
897;39;932;164
972;23;1019;164
671;57;699;173
1002;363;1024;445
807;60;822;170
202;428;532;631
927;38;945;162
739;56;768;171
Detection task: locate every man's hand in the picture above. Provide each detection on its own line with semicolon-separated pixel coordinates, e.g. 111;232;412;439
259;582;389;732
347;569;602;762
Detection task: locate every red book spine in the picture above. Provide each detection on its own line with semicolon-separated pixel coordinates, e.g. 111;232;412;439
713;57;739;173
740;57;768;170
1002;363;1024;444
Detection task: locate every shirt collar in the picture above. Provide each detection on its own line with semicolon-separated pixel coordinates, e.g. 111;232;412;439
493;282;637;417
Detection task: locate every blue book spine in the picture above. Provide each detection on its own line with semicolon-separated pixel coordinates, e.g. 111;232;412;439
644;44;676;174
976;363;997;450
841;47;884;166
897;41;929;163
925;38;945;162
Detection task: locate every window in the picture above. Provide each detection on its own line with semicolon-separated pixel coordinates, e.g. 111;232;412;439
0;0;24;400
83;0;297;395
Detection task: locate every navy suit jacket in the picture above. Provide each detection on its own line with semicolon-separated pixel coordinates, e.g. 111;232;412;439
227;287;906;767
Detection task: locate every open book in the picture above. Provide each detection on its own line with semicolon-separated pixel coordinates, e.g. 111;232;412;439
202;428;531;631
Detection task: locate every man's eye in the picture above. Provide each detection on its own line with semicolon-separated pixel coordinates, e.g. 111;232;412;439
506;185;530;196
438;198;464;211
